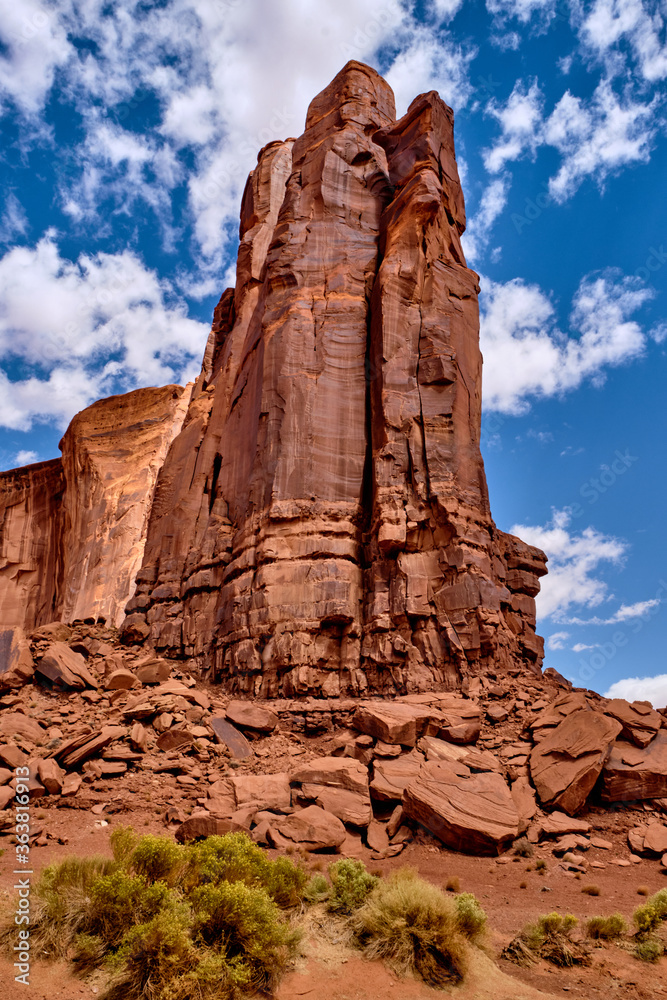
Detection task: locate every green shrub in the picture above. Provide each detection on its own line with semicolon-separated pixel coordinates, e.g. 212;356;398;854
635;937;664;963
454;893;487;942
351;868;469;987
90;871;171;948
513;837;534;858
304;874;330;904
512;912;588;969
31;855;115;957
586;914;627;940
131;834;184;884
327;859;378;915
184;833;306;908
191;881;299;991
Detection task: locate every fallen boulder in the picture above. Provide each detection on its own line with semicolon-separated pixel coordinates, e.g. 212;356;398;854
225;700;278;734
529;709;621;815
600;732;667;802
402;759;519;855
36;642;99;690
269;805;346;852
603;699;662;749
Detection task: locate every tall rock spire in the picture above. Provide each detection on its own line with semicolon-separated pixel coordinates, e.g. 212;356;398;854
125;62;548;695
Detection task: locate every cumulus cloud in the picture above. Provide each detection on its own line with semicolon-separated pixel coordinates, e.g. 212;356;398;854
480;269;653;413
605;674;667;708
580;0;667;82
486;0;560;23
0;1;73;115
510;508;627;620
484;80;544;173
547;630;570;650
0;194;29;244
14;449;38;466
461;177;510;262
565;597;662;625
0;233;209;430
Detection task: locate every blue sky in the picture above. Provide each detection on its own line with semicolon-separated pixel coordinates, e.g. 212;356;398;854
0;0;666;702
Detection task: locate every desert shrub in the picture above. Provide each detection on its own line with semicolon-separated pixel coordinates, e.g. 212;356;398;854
634;890;667;936
454;893;487;942
586;914;627;940
513;837;534;858
351;868;469;987
505;912;589;969
445;876;460;892
184;833;306;908
304;874;330;904
581;884;601;896
90;871;171;948
29;855;115;956
535;859;547;872
130;834;184;885
72;933;106;974
519;881;528;889
327;859;378;915
637;885;650;896
635;937;664;963
110;825;139;866
191;881;300;992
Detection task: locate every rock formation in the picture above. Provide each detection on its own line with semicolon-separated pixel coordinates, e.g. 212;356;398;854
0;385;190;629
125;62;547;695
0;62;548;697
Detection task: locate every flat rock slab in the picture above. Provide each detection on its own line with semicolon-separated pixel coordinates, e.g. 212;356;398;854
510;776;537;834
539;811;591;836
209;716;253;758
603;698;662;749
175;815;245;842
269;805;346;852
0;712;47;745
352;703;435;746
225;700;278;733
370;751;425;801
53;725;126;769
529;709;622;815
135;657;172;684
230;772;291;811
402;759;519;855
36;642;99;690
291;756;369;795
300;783;372;827
601;732;667;802
156;729;194;752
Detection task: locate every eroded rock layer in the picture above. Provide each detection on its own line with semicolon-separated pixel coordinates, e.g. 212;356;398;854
125;62;547;695
0;385;190;630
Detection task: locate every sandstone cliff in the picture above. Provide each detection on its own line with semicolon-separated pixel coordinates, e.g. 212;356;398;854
0;385;190;629
122;62;547;696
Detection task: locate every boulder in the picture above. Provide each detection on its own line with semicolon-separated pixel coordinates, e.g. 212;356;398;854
230;772;291;811
36;642;99;690
600;732;667;802
105;668;140;690
0;628;34;688
530;692;591;742
0;713;47;745
529;710;621;815
433;696;482;745
539;812;591;837
269;805;346;852
291;756;369;796
299;784;372;827
370;751;424;801
402;759;519;855
36;758;65;794
603;698;662;749
209;716;252;759
510;775;537;834
352;703;433;746
175;815;245;842
643;822;667;855
225;700;278;734
135;657;172;684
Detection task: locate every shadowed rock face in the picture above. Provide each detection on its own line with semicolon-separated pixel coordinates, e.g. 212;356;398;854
0;385;190;629
124;62;548;696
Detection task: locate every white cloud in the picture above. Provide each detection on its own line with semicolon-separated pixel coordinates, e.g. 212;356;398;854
0;233;209;430
547;630;570;650
461;176;510;262
580;0;667;82
510;508;627;620
566;597;661;625
0;1;73;115
480;269;651;413
432;0;465;19
14;449;38;466
546;80;658;201
605;674;667;708
0;194;29;243
486;0;559;23
572;642;597;652
483;80;544;173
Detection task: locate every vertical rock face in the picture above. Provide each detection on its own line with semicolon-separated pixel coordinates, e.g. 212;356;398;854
127;62;548;696
0;385;190;630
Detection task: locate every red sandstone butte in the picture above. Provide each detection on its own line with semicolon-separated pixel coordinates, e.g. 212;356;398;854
0;63;547;697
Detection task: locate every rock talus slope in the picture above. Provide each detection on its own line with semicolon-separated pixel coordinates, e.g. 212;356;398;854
125;62;547;695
